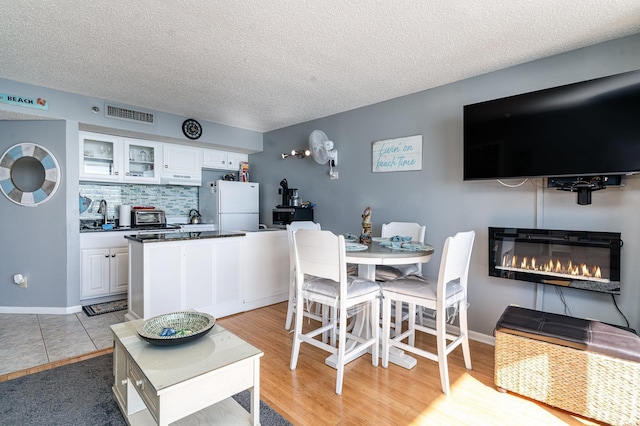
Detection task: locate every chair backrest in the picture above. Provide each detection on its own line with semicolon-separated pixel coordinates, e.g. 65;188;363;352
381;222;427;275
381;222;426;243
293;229;346;285
286;221;321;274
436;230;475;302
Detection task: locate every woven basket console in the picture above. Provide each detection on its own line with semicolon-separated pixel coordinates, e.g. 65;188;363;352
495;328;640;426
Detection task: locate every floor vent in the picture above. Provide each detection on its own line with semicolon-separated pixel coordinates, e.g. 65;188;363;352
105;104;155;124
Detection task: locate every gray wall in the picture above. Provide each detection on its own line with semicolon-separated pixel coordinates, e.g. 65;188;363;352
0;80;261;312
0;78;263;154
0;120;73;308
255;34;640;336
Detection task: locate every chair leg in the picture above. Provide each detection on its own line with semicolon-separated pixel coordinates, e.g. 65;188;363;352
381;295;392;368
394;300;403;337
290;296;305;370
407;303;416;347
321;305;337;345
335;306;347;395
371;297;379;367
436;311;450;395
285;280;296;330
459;302;472;370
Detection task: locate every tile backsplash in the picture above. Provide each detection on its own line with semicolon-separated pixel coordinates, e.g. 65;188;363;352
79;183;198;221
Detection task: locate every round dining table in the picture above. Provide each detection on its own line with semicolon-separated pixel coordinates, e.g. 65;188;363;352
345;241;434;281
324;240;435;370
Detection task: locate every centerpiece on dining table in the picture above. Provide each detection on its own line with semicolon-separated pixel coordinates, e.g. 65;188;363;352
359;206;372;244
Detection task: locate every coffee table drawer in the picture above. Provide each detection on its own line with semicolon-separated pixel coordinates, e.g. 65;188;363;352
128;360;159;421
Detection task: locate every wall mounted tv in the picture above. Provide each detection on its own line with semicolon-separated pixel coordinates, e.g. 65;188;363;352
463;69;640;180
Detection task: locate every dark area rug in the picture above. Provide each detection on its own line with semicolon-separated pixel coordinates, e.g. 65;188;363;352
82;299;127;316
0;354;291;425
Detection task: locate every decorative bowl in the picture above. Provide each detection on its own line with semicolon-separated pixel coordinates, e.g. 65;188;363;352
137;311;216;346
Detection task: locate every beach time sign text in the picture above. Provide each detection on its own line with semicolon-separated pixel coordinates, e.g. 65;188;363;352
372;135;422;173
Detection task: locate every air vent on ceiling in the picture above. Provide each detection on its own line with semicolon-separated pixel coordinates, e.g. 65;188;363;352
105;104;155;125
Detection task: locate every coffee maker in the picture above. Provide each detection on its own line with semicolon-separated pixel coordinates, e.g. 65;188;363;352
273;178;314;228
278;178;300;207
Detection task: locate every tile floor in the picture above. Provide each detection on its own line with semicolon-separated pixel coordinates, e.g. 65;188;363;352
0;310;125;376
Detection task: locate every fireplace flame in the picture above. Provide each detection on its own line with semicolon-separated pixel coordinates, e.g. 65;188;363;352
501;255;606;282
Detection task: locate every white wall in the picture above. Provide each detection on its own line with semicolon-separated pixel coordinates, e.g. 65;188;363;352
256;34;640;335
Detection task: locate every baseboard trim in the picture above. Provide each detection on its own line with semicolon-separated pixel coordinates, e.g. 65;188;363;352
0;305;83;315
419;316;495;346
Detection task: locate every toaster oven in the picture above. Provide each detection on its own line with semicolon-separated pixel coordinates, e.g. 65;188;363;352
132;209;166;227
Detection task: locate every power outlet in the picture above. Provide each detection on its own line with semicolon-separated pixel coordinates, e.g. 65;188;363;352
20;277;27;288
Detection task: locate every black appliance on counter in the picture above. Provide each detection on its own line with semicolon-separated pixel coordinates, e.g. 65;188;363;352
273;178;313;228
272;207;314;228
278;178;300;207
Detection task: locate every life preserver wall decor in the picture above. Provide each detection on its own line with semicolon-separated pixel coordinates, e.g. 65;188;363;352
0;143;61;207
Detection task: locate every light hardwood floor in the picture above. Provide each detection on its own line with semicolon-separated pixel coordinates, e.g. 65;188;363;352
220;302;602;426
2;302;603;425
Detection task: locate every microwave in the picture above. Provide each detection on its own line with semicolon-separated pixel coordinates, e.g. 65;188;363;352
132;209;166;227
272;207;314;228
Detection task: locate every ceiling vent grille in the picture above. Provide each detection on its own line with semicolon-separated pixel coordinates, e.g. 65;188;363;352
105;104;155;125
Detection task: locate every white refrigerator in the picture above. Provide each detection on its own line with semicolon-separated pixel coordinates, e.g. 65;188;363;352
199;180;260;231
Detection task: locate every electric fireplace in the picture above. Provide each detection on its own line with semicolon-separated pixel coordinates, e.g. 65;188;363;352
489;227;621;295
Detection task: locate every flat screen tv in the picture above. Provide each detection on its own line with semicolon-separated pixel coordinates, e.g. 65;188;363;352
463;69;640;180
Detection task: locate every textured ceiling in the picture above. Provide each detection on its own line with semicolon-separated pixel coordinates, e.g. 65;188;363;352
1;1;639;132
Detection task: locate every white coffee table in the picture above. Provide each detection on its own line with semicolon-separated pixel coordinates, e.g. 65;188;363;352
111;320;264;425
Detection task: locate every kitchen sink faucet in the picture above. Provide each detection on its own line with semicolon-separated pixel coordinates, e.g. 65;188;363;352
98;199;108;224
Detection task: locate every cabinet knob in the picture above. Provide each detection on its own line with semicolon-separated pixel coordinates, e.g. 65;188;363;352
135;379;144;390
105;254;110;258
121;379;128;386
114;171;119;175
112;254;116;257
165;164;168;168
126;172;130;176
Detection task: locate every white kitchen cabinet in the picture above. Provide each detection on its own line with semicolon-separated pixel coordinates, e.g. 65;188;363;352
81;247;128;299
227;152;248;170
240;230;289;311
79;132;161;184
80;131;123;182
126;232;288;321
203;148;248;171
127;237;242;320
123;138;161;184
80;232;129;300
161;143;203;185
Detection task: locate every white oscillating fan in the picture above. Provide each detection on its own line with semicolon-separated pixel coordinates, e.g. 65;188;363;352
309;130;338;177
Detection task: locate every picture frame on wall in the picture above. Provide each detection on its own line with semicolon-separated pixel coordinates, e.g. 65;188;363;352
372;135;422;173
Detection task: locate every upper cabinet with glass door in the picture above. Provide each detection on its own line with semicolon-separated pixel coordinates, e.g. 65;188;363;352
79;132;161;184
80;131;123;182
123;138;161;184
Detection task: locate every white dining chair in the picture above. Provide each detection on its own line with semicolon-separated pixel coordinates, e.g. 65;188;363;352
290;229;381;395
381;230;475;395
379;221;427;278
285;221;321;331
378;221;427;334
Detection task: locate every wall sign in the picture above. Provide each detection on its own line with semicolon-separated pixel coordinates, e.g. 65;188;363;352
0;93;48;110
372;135;422;173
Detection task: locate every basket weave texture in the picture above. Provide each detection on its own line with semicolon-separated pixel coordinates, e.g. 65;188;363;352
495;330;640;426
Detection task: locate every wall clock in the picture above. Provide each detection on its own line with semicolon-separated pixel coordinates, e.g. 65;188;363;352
182;119;202;140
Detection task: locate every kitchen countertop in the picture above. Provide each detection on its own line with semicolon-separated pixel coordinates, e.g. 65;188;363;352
125;230;245;243
80;223;182;233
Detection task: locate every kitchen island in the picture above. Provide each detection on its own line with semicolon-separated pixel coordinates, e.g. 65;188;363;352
125;229;289;321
